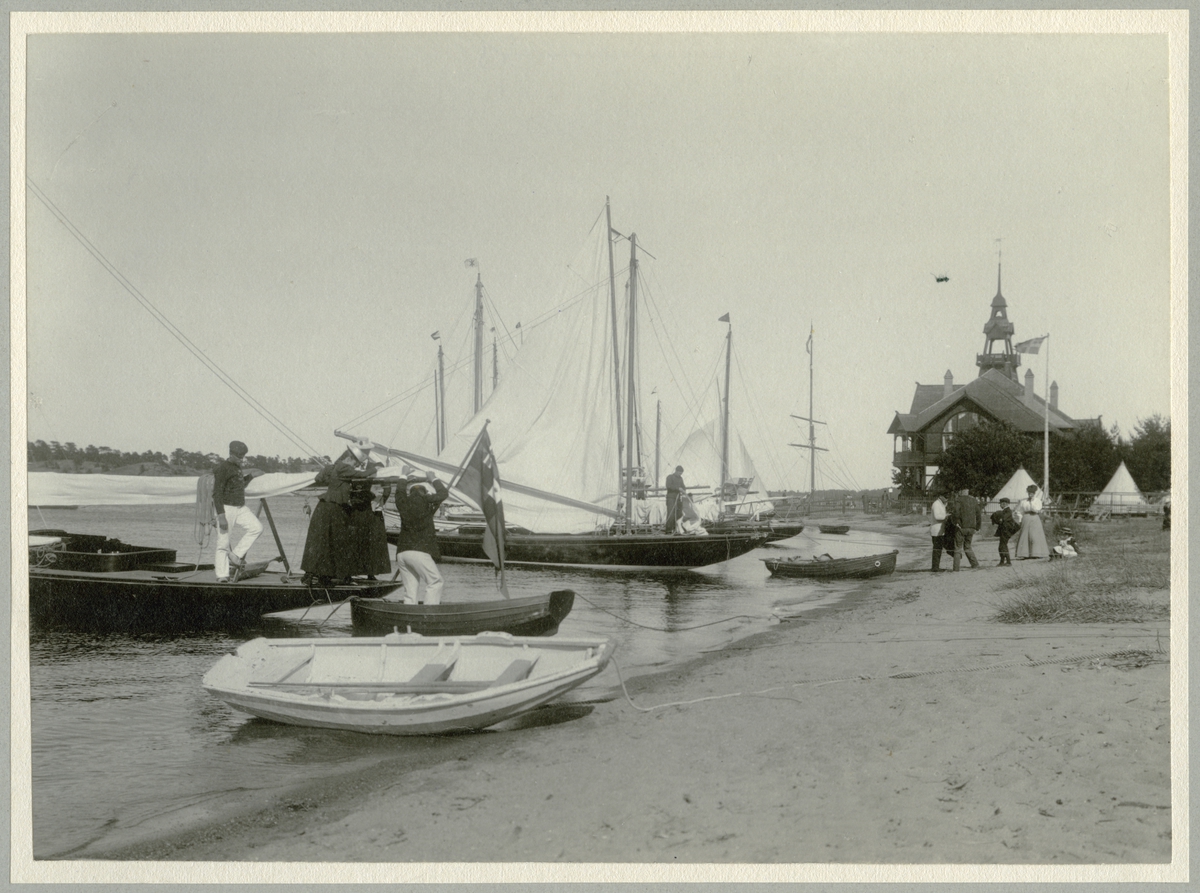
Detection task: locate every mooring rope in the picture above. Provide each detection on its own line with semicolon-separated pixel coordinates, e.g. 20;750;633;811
572;592;765;633
609;648;1166;714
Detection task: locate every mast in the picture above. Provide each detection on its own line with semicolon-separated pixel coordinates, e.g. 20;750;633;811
433;332;446;454
624;233;639;530
492;329;499;392
655;397;661;492
606;197;624;479
790;324;827;502
719;313;732;511
473;271;484;414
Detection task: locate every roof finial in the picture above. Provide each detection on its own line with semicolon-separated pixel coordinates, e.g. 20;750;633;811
994;237;1003;296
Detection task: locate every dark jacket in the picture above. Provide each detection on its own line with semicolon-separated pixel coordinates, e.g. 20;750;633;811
950;493;982;532
665;472;685;495
212;458;250;511
991;506;1019;540
393;479;450;559
315;451;374;506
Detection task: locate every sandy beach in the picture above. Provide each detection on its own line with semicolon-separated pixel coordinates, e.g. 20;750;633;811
92;517;1173;877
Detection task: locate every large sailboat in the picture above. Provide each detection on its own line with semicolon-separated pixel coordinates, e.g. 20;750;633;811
357;201;768;570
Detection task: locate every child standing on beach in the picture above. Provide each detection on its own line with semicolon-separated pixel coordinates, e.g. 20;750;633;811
990;497;1020;566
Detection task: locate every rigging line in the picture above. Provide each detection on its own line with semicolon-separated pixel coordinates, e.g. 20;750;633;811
637;272;714;432
730;346;789;485
27;178;321;459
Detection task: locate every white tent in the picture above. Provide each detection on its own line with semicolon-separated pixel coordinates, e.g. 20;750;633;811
984;467;1039;514
1090;461;1150;516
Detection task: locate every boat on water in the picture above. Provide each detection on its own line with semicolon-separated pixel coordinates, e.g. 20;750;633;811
202;630;615;735
762;549;899;580
350;589;575;637
818;524;850;535
25;470;404;633
353;202;769;571
29;528;402;633
430;524;770;571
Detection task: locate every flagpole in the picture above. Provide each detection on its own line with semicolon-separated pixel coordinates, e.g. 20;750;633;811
1043;332;1050;502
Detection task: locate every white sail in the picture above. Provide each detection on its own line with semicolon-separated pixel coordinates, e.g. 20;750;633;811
28;471;318;507
438;218;624;533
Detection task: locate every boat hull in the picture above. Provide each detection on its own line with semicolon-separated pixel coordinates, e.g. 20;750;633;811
426;530;769;570
349;590;575;637
762;549;898;580
202;631;614;736
818;524;850;535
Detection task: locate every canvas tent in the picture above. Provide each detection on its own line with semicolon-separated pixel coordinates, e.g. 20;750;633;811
1090;461;1150;516
984;467;1039;514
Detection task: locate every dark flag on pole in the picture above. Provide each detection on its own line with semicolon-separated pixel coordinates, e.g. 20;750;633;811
806;326;813;355
454;422;508;597
718;313;730;323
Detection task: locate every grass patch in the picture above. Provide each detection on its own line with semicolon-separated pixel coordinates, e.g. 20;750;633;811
991;517;1170;624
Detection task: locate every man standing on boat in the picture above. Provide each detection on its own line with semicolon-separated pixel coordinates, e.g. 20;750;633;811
212;440;263;582
391;467;450;604
664;465;686;534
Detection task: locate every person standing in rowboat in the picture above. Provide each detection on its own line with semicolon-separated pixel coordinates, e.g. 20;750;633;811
389;467;450;604
212;440;264;583
663;465;686;534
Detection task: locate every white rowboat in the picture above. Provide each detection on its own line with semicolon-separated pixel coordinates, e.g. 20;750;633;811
202;631;615;735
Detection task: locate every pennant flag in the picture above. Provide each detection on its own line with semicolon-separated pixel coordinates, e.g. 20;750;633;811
1015;335;1047;354
431;331;440;341
718;313;730;323
805;327;813;355
456;424;508;597
464;258;478;268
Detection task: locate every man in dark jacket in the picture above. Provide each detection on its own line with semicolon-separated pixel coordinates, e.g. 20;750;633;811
950;487;982;571
211;440;263;582
391;468;450;603
663;466;686;533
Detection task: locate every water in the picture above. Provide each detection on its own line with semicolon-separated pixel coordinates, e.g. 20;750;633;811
24;501;906;858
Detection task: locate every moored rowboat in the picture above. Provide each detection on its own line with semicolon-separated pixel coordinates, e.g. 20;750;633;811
762;549;898;580
349;590;575;637
202;631;615;735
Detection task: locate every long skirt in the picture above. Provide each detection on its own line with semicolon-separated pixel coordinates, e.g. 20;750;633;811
300;500;357;579
1014;513;1049;558
348;507;393;575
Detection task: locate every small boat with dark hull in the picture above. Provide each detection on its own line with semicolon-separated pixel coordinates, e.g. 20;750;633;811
29;530;402;633
350;590;575;638
428;526;769;571
762;549;898;580
818;524;850;535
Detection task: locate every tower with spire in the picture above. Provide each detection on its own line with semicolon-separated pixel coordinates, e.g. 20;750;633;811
976;263;1021;380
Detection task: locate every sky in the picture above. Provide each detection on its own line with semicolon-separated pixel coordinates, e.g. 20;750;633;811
18;14;1176;491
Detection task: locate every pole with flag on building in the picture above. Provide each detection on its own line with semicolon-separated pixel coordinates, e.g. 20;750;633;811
450;421;508;597
1015;333;1050;501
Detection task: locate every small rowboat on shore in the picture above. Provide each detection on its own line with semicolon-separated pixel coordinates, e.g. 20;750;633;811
349;590;575;638
762;549;898;581
818;524;850;535
202;631;615;736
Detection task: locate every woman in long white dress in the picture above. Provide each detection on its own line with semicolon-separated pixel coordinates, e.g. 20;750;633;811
1014;484;1049;559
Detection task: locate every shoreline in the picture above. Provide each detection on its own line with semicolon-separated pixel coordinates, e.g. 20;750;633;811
49;517;1174;877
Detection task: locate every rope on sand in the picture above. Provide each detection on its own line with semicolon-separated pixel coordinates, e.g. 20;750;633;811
611;649;1166;714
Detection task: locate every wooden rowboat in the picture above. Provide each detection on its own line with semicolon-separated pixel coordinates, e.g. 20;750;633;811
818;524;850;535
349;590;575;638
762;549;898;580
202;631;615;735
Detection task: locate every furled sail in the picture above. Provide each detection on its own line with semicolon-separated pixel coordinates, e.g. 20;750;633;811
28;471;318;507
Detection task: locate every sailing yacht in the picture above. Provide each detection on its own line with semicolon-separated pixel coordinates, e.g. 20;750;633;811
358;201;768;570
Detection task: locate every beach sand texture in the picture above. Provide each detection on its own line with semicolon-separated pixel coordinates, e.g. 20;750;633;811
103;518;1171;866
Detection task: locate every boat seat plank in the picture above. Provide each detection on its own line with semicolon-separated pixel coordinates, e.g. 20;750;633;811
248;679;494;693
406;642;461;684
493;657;538;685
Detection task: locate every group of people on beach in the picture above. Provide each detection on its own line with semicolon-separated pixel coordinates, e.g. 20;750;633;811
210;438;450;603
929;482;1049;572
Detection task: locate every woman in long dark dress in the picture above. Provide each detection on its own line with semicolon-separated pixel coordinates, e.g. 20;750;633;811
348;475;392;579
301;440;385;585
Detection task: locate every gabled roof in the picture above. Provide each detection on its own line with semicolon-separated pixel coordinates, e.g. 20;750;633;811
889;369;1076;435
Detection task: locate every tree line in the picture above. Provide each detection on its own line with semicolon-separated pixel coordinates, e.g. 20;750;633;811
894;414;1171;500
27;440;328;474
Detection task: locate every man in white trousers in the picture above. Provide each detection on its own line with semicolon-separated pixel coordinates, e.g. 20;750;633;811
212;440;264;582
